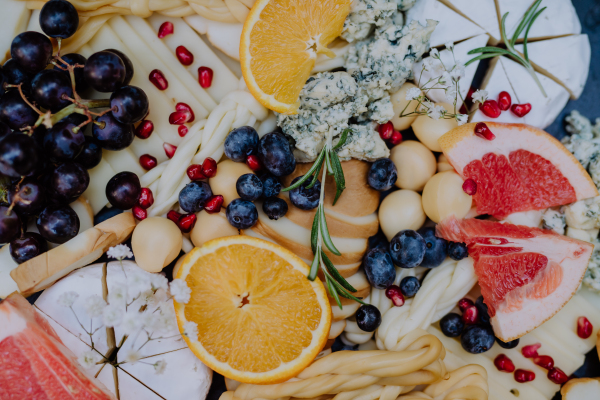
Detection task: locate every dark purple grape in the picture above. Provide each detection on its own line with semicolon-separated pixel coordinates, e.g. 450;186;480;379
74;135;102;169
43;119;85;161
0;205;21;243
45;162;89;204
8;178;46;215
0;133;40;177
92;113;134;150
31;69;73;112
0;121;11;142
110;86;148;124
0;90;39;130
9;232;48;263
105;49;134;86
83;51;126;92
37;204;79;243
54;53;88;91
0;67;7;93
2;59;34;91
39;0;79;39
106;171;140;209
10;32;53;73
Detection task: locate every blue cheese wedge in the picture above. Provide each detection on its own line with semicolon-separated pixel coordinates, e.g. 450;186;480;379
341;0;398;42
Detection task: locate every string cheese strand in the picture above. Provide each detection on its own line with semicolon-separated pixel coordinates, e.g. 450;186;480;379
398;365;488;400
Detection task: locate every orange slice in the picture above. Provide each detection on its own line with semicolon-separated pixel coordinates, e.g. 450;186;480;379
174;236;331;384
240;0;352;114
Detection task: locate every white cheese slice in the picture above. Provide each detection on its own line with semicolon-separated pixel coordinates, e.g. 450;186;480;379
0;0;30;63
26;10;42;33
0;245;18;298
83;158;117;214
515;34;591;99
439;0;501;43
206;21;244;62
413;34;489;107
103;148;146;177
405;0;485;48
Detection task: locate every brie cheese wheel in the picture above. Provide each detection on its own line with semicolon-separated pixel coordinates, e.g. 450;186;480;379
515;34;591;99
0;0;30;63
405;0;485;48
439;0;500;43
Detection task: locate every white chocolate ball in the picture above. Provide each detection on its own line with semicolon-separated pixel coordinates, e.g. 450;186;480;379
422;171;472;223
390;83;422;131
191;211;240;247
412;102;458;152
209;160;253;206
379;190;426;241
132;217;183;273
390;140;436;191
437;153;453;172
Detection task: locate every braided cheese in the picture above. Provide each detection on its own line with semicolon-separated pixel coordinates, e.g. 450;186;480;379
398;365;488;400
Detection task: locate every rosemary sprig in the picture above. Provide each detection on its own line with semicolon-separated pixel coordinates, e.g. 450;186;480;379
281;129;365;309
465;0;547;97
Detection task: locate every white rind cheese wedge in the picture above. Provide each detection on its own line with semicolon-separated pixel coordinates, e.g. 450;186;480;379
439;0;500;43
0;0;30;63
405;0;485;48
83;158;117;214
515;34;591;99
561;378;600;400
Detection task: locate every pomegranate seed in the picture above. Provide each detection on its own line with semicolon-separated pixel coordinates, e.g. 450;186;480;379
462;305;479;324
522;343;541;358
533;355;554;370
497;91;512;111
167;210;182;224
201;157;217;178
378;122;394;140
462;178;477;195
205;195;224;214
577;316;593;339
494;354;515;373
465;87;475;103
135;120;154;139
186;164;206;181
458;298;474;312
138;188;154;209
548;367;569;385
246;155;262;171
149;69;168;90
163;143;177;159
385;285;405;307
389;130;403;146
175;45;194;65
132;206;147;220
459;104;468;115
474;122;496;140
169;110;191;125
176;103;195;123
511;103;532;117
479;99;501;118
198;66;213;88
514;369;535;383
178;125;188;137
177;213;197;233
157;21;174;38
139;154;157;170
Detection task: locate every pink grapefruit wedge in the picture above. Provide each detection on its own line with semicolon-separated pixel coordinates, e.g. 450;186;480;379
438;123;598;218
436;217;594;341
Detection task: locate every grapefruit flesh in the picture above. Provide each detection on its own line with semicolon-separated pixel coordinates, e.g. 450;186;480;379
438;123;598;219
436;217;594;341
0;293;116;400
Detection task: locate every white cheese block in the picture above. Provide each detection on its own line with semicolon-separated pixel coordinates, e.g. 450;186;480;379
0;245;18;298
26;9;42;33
439;0;501;43
515;34;591;99
0;0;30;63
405;0;486;48
562;378;600;400
413;34;489;107
83;158;117;214
103;148;146;177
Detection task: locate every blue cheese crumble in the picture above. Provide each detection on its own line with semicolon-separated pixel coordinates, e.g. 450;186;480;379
341;0;397;43
335;122;390;161
541;209;566;235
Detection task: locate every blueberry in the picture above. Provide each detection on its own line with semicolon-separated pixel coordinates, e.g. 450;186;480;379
399;276;420;297
236;174;263;201
179;181;213;213
258;132;296;177
417;227;447;268
224;126;259;162
263;197;288;220
367;230;389;252
226;199;258;229
475;296;491;325
461;325;495;354
496;337;519;349
367;158;397;191
289;176;320;210
355;305;381;332
448;242;468;260
440;313;464;337
389;230;426;268
363;248;396;289
331;337;358;352
260;174;281;198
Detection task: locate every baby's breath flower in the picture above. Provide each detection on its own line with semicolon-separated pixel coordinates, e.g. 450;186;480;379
57;291;79;307
445;41;454;51
450;65;465;81
108;283;127;307
154;307;177;334
471;89;488;104
430;48;440;59
128;272;151;298
83;295;106;318
428;104;446;120
456;114;468;126
183;321;199;342
123;349;141;364
170;279;191;304
423;57;434;72
445;85;458;103
107;244;133;261
102;304;124;328
121;310;143;334
405;87;421;101
150;274;169;291
78;350;99;369
153;360;167;374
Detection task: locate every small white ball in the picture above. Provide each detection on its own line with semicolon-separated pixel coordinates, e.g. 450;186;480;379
412;102;458;152
390;140;436;191
132;217;183;273
379;190;426;241
437;153;453;172
390;82;422;131
191;211;240;248
422;171;472;223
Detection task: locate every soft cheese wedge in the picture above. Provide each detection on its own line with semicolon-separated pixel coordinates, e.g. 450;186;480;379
439;0;500;43
0;0;29;63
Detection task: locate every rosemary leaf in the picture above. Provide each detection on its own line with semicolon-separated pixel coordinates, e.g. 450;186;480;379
467;46;510;55
511;0;543;46
330;151;346;205
281;149;326;192
308;249;320;281
310;208;320;254
305;165;322;189
319;206;341;256
465;53;502;66
322;251;357;292
329;279;366;305
326;275;343;309
523;7;546;61
333;129;351;150
325;150;334;175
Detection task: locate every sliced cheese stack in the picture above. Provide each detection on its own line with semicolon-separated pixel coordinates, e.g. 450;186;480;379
246;160;379;338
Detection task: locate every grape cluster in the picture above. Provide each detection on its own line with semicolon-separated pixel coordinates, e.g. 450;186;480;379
0;0;148;264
